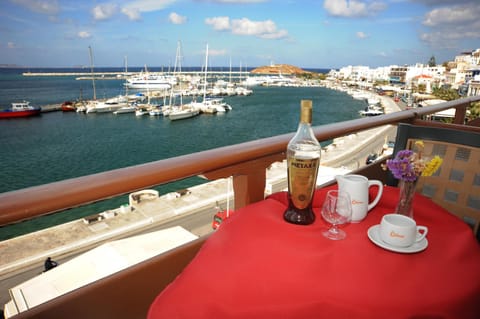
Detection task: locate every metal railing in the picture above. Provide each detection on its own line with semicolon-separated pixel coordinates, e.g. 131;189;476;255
3;95;480;319
1;96;479;227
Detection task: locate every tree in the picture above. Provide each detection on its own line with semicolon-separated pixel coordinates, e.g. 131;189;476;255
428;55;436;67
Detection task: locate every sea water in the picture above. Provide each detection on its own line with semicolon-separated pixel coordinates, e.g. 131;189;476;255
0;68;367;240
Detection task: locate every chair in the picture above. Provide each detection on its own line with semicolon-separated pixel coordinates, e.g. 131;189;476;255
388;123;480;239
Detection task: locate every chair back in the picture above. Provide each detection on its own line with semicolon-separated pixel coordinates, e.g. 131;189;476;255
389;123;480;237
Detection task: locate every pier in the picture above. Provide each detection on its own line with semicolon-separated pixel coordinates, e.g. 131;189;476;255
22;71;251;78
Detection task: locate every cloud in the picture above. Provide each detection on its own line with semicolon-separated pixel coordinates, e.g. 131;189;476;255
121;7;142;21
422;3;479;26
89;1;177;21
92;3;118;21
10;0;60;15
120;0;177;19
420;3;480;48
169;12;187;24
7;42;16;49
412;0;474;5
77;31;91;39
323;0;387;18
205;16;231;31
206;16;288;39
202;0;268;2
356;31;368;39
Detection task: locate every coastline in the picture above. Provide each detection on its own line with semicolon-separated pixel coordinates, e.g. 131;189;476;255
0;91;402;308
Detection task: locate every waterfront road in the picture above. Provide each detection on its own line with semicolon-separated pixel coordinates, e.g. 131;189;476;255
0;201;217;308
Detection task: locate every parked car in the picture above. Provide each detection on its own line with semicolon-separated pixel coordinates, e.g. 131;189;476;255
212;210;234;230
366;153;379;165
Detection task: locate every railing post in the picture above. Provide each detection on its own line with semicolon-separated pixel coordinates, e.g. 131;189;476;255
202;153;285;210
453;102;468;124
232;169;267;209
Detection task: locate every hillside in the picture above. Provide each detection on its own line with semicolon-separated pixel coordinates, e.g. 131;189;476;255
250;64;312;75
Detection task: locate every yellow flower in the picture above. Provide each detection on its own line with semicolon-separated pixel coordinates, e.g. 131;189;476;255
414;140;424;149
422;155;443;177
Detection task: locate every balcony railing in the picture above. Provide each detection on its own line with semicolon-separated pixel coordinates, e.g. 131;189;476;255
2;96;479;319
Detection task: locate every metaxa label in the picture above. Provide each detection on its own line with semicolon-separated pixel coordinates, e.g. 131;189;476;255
288;157;319;209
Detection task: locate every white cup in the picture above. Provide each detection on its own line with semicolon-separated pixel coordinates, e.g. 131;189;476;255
379;214;428;247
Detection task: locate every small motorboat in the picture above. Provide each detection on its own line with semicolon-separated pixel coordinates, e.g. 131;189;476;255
0;101;41;119
61;101;76;112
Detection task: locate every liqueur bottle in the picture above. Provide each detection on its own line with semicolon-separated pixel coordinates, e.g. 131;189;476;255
284;100;321;225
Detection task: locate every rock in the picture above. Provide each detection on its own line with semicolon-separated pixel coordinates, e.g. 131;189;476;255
250;64;312;75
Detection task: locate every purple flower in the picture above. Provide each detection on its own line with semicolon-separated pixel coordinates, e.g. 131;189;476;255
383;141;443;182
396;150;413;159
386;150;418;182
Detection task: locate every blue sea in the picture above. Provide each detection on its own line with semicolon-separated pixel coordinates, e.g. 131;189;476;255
0;67;366;240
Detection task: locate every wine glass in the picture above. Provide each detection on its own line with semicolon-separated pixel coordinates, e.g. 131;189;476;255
321;190;352;240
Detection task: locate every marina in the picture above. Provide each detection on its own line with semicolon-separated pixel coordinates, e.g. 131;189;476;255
0;85;400;309
0;65;405;314
0;65;401;242
2;63;478;317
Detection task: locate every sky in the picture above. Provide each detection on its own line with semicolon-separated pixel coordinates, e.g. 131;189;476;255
1;0;479;69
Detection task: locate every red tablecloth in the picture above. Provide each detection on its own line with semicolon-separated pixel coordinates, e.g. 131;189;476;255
148;186;480;319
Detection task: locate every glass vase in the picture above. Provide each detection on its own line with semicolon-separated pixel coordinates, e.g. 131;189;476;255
394;179;418;219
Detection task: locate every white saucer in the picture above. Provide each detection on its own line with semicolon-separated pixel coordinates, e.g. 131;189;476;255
367;225;428;254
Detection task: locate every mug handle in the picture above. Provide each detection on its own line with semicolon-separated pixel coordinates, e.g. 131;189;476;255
416;226;428;242
367;180;384;211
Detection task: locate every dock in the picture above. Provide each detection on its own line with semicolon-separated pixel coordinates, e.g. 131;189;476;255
23;71;251;78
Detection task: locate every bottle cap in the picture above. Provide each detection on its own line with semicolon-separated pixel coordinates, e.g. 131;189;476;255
300;100;312;123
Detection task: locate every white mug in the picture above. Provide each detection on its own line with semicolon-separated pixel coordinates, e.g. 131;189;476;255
336;174;383;222
380;214;428;247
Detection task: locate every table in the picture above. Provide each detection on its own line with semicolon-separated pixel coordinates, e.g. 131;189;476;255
148;185;480;319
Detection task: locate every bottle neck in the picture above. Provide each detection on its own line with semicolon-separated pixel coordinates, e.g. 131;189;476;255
300;106;312;124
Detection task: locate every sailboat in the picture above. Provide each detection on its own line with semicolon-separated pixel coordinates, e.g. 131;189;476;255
114;56;137;114
235;62;253;96
189;44;234;114
168;41;200;121
84;46;101;114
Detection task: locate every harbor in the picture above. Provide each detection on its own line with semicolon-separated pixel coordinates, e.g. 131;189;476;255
0;64;405;312
0;92;401;309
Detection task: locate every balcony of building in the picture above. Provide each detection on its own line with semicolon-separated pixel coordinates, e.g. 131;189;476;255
1;96;479;319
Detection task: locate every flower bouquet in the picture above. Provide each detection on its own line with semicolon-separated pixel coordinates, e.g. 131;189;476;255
384;141;442;218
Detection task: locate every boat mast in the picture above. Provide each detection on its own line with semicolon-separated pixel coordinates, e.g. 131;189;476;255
169;41;181;107
88;46;96;100
124;56;128;96
203;43;208;102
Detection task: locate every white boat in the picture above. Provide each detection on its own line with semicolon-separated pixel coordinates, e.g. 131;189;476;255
359;105;384;116
135;107;151;116
113;105;136;114
126;93;146;102
189;100;217;114
124;75;175;90
76;104;87;113
94;96;130;113
149;107;163;116
85;100;100;113
203;97;231;112
235;86;253;96
124;66;177;90
168;106;200;121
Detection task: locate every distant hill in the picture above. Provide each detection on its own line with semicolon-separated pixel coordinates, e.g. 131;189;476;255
0;64;25;68
251;64;313;75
